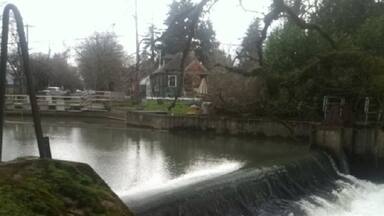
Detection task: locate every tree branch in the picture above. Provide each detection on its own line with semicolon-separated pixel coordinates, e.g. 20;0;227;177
256;0;337;65
238;0;265;15
279;1;337;49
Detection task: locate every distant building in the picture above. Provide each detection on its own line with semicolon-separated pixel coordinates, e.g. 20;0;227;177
146;52;208;98
183;58;208;97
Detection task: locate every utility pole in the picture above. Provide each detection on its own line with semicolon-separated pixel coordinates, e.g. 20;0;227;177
134;0;140;73
47;41;51;58
134;0;140;100
150;24;155;64
24;24;34;47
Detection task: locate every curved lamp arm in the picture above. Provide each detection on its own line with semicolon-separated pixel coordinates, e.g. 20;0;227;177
0;4;51;161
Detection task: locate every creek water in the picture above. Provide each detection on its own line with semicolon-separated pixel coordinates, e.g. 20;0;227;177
2;117;383;216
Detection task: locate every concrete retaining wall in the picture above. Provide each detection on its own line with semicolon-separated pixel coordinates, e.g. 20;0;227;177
125;111;317;138
314;125;384;179
5;110;127;121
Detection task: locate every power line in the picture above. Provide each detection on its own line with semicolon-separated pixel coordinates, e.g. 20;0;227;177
220;42;242;47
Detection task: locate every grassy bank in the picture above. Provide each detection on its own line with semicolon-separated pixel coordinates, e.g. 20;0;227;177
139;100;190;115
113;100;191;115
0;158;133;216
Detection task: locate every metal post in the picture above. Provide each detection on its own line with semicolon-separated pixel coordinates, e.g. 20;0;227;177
0;4;51;161
323;96;328;121
364;97;370;124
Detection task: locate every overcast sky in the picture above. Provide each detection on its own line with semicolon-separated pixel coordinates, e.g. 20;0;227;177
0;0;271;57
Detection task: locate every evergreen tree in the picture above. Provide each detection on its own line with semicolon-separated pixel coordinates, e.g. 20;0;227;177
314;0;378;35
238;18;263;72
161;0;218;65
142;24;161;65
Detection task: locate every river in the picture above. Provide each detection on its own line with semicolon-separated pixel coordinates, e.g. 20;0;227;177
2;117;383;216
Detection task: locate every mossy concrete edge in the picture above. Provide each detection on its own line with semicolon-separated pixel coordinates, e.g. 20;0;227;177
0;158;134;216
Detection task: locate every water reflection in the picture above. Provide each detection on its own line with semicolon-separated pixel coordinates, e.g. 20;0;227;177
2;117;308;198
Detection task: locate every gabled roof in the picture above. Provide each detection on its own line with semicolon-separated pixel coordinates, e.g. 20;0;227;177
184;59;208;75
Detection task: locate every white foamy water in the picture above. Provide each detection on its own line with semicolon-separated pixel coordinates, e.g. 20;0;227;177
119;160;244;200
298;174;384;216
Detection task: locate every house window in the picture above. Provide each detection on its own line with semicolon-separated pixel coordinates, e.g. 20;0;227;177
168;75;177;88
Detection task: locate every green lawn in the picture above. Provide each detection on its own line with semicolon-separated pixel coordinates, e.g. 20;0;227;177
110;99;193;115
140;100;190;115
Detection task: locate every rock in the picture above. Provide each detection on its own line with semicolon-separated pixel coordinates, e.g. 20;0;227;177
0;159;134;216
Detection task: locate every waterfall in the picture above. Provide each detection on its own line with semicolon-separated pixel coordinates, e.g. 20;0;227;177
297;164;384;216
128;152;349;216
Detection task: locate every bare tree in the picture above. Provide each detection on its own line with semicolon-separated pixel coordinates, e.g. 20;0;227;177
208;67;267;114
6;16;26;94
77;32;127;91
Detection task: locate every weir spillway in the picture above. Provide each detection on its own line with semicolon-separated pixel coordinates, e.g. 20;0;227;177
125;152;370;216
3;117;384;216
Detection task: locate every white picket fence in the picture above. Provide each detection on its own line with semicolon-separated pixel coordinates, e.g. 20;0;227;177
5;91;124;112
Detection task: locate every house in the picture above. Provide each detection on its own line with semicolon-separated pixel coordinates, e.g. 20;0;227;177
183;58;208;97
148;52;208;98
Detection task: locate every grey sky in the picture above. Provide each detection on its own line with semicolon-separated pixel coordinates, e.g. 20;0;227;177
1;0;271;57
